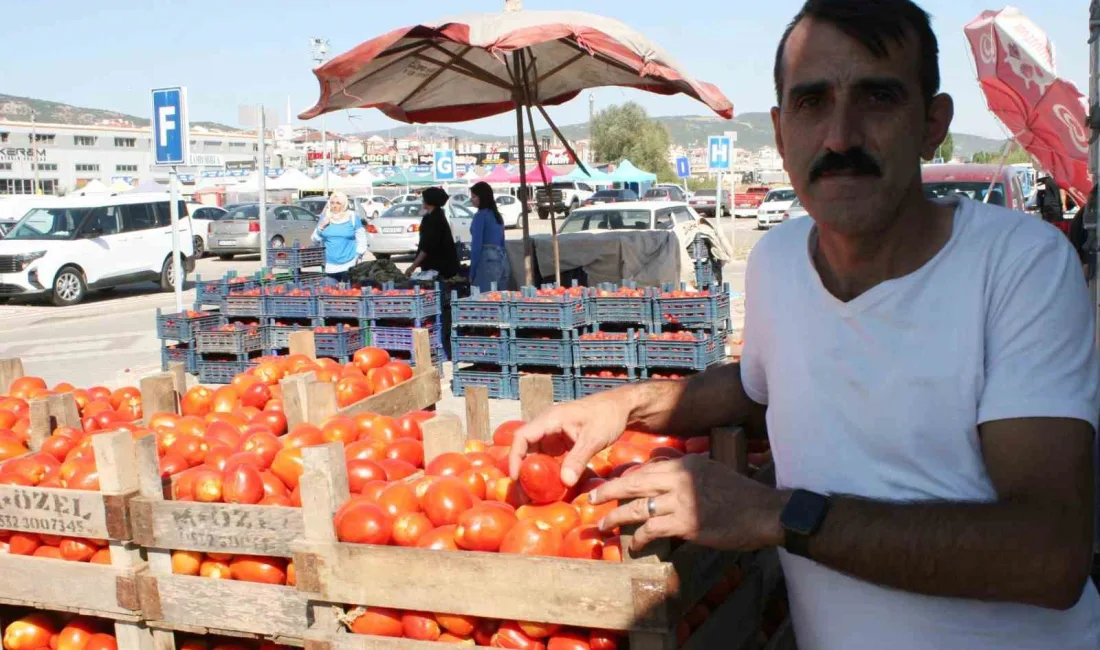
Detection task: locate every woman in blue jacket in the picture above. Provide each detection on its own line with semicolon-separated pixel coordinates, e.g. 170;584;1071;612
468;182;511;291
311;191;366;283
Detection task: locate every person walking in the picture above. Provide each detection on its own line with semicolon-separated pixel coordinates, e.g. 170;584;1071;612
509;1;1100;648
311;191;366;283
468;181;511;291
406;186;460;278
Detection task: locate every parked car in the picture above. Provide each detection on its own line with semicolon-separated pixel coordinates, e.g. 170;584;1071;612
207;203;319;260
644;186;687;202
296;197;329;216
0;194;195;306
756;187;797;229
492;194;523;228
186;204;228;258
583;189;638;207
733;186;771;218
559;201;699;236
366;201;474;259
0;195;57;239
392;194;421;205
782;197;809;222
538;181;596;218
355;195;391;220
921;163;1027;212
688;189;731;217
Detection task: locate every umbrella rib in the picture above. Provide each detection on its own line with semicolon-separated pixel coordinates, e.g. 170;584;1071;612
411;51;513;92
399;45;474;107
537;51;587;86
344;42;437;91
422;41;515;91
557;38;638;77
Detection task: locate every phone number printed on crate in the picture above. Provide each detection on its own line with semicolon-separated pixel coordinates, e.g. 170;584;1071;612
0;486;107;537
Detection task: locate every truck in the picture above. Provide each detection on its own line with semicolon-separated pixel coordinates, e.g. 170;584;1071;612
537;180;596;219
733;186;770;218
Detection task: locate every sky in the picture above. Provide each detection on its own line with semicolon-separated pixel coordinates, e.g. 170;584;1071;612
0;0;1089;139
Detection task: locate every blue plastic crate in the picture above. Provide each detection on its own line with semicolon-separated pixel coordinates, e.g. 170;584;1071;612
512;288;589;330
267;244;325;269
452;366;515;399
450;331;508;366
510;333;573;368
161;343;198;374
653;283;731;331
266;285;319;318
587;284;654;328
574;374;638;398
373;283;441;321
639;331;724;371
371;322;444;353
195;326;264;356
318;288;375;320
314;325;368;359
451;287;515;328
695;259;715;288
224;292;267;318
573;330;640;369
156;309;225;341
263;323;313;350
510;371;575;402
690;235;709;261
197;359;257;385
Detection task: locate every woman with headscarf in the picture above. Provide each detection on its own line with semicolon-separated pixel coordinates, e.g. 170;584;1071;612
406;186;460;278
311;191;367;283
468;181;511;291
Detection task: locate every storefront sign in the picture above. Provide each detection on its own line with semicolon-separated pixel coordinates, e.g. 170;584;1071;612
0;148;46;162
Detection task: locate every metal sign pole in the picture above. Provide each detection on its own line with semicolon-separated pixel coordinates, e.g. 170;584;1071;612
169;166;183;312
258;106;268;268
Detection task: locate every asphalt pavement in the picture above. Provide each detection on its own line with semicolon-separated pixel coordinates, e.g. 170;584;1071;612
0;216;765;428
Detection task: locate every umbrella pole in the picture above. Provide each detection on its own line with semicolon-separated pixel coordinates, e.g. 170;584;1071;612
512;51;534;286
519;53;561;286
536;104;590;176
1090;0;1100;346
983;140;1017;203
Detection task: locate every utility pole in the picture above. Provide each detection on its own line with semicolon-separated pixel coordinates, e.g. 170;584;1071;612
309;37;331;196
588;93;595;164
30;113;40;194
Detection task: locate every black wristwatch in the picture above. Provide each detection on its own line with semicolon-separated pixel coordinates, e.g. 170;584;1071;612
780;489;830;559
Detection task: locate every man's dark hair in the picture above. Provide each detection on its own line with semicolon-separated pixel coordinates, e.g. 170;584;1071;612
773;0;941;106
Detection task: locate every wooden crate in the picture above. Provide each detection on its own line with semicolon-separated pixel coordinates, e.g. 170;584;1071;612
129;332;443;647
291;377;760;650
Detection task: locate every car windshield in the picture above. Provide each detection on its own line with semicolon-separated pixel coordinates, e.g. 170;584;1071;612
224;204;261;220
923;181;1006;205
592;190;620;198
381;203;422;220
790;198;802;208
764;189;796;202
694;190;716;197
644;190;668;198
560;209;651;233
5;207;90;240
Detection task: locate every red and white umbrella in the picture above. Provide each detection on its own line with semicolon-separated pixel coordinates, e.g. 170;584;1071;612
965;7;1092;206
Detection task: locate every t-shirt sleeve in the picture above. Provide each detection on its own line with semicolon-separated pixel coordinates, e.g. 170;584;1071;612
978;232;1100;429
739;247;769;406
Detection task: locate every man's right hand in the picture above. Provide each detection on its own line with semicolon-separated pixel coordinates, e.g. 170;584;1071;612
508;389;634;486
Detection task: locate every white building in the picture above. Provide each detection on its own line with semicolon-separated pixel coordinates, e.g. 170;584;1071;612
0;119;262;195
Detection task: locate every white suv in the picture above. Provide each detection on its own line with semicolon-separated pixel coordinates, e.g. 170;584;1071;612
538;181;595;218
0;194;195;306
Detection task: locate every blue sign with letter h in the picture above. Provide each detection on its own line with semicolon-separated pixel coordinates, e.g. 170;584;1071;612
707;135;731;171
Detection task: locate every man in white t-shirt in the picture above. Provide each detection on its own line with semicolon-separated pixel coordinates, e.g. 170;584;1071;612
509;0;1099;647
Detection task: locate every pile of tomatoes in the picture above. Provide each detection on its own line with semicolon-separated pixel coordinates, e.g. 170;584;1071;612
174;635;292;650
317;286;378;297
0;531;110;563
644;331;699;342
170;550;295;586
211;323;259;333
580;370;631;379
591;287;646;298
578;332;638;341
344;609;621;649
2;613;117;650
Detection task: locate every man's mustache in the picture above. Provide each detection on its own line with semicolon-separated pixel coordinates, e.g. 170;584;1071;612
810;148;882;183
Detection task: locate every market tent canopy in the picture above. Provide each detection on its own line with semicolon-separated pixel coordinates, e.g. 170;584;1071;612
562;165;614;184
479;166;518;184
372;168;438;187
609;160;657;183
506;164;561;184
268;168;312;191
69;179;110;196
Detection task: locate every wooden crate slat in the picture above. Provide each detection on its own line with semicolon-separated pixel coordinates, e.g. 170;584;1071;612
307;631;491;650
140;574;309;638
0;553;141;619
130;499;303;557
337;369;442;418
293;541;673;631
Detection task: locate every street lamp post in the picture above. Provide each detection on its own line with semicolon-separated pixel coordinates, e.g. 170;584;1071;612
309;37;331;196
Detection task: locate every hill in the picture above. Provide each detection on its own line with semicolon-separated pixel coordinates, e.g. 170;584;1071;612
0;93;240;132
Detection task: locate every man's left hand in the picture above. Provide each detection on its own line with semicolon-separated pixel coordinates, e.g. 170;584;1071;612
590;455;789;552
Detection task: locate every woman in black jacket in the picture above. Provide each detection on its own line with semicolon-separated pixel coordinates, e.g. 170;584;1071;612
406;186;460;278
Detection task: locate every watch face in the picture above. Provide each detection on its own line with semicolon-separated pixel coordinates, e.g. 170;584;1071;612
782;490;828;536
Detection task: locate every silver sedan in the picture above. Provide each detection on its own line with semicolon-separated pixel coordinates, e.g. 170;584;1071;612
207;203;319;260
367;202;474;259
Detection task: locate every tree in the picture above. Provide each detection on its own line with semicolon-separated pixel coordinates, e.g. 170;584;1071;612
970;146;1032;165
934;132;954;162
591;102;675;182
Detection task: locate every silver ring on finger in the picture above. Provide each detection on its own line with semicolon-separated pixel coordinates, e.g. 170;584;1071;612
646;496;658;518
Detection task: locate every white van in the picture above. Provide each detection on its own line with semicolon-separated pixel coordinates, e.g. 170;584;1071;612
0;193;195;306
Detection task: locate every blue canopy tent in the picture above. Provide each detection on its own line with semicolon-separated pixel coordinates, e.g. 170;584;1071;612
561;165;615;186
609;160;658;196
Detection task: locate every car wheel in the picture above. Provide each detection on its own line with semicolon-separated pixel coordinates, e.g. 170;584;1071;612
52;266;86;306
160;255;186;291
538;209;548;220
218;254;235;261
270;235;285;249
192;235;205;258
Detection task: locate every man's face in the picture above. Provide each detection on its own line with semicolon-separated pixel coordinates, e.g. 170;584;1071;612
771;19;952;235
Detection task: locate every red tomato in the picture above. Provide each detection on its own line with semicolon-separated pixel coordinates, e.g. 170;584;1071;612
3;613;57;650
588;630;620;650
435;613;478;637
167;434;209;467
360;480;388;502
210;386;240;413
353;347;391;372
180;386;215;417
494;622;547;650
519;454;567;504
239;430;281;467
426;451;472;477
8;532;40;555
222;464;265;504
377;458;418;481
229;555;288;584
250;409;287;436
402;612;441;641
84;635;117;650
334;500;392;545
345;438;388;462
384;361;414;383
395;412;429;440
270;447;304;489
607;443;648;468
572;490;616;527
239;382;272;409
416;524;459;550
375;482;419;518
492;420;524;447
455;503;519;552
191;468;224;503
202;446;234;473
349;607;403;637
392;512;434;547
684;436;710;455
159;454;189;479
518;622;561;639
422;477;475;527
517;502;581;536
345;459;387;493
384;438;424;467
547;630;590;650
457;469;487;500
258;470;290;498
366;367;397;394
560;525;604;559
59;538;98;562
499;519;562;556
321;416;358;446
282;423;324;449
486;476;530;508
335;377;372;408
57;617;103;650
601;536;622;562
360;415;401;444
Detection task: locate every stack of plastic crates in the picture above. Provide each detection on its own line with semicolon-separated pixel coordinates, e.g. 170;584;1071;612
449;286;515;398
194;321;265;383
364;283;445;374
266;243;325;270
690;234;720;289
155;308;224;374
645;282;732;380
